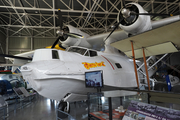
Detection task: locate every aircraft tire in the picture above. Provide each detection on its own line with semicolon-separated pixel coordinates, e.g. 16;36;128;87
57;101;70;119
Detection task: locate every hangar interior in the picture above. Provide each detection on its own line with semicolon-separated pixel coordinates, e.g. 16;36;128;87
1;0;180;120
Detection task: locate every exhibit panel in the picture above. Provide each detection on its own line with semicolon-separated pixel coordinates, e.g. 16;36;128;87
87;90;180;120
123;101;180;120
87;90;148;120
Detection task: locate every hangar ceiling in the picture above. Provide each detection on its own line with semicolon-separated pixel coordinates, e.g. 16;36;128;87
0;0;180;38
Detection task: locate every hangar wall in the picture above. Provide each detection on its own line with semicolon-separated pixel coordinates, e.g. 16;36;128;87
33;37;55;49
8;37;55;55
0;28;6;63
8;37;31;55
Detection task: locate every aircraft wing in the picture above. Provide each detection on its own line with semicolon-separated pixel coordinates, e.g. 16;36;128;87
86;15;180;51
86;30;128;50
0;51;34;72
111;21;180;59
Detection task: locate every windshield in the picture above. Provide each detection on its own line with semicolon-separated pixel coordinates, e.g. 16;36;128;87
68;47;87;55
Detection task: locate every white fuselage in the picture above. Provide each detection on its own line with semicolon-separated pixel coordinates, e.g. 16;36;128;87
21;47;137;101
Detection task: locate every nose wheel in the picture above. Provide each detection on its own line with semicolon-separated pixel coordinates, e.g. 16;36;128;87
57;100;70;119
58;100;70;113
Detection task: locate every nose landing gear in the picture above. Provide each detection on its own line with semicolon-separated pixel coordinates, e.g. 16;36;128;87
58;100;70;113
57;100;70;119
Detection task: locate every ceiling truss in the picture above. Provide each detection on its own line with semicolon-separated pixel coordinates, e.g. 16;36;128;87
0;0;180;37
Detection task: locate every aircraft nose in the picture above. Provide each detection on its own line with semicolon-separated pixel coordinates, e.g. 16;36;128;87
21;65;33;80
21;65;42;91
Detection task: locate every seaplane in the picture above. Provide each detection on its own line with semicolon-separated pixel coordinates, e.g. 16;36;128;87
3;2;180;113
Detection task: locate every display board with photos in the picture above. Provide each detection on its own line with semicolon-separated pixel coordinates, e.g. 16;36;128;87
123;100;180;120
85;70;103;88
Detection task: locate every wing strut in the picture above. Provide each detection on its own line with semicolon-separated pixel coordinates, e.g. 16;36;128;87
131;41;151;90
131;41;140;90
142;48;150;91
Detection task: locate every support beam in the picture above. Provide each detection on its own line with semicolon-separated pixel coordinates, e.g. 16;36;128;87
8;0;32;36
142;48;150;91
31;37;33;50
131;41;139;89
6;28;9;64
0;6;118;15
158;56;180;74
0;25;104;30
148;54;168;71
137;56;153;71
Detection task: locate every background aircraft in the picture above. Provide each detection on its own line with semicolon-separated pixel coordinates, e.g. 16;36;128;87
0;73;26;100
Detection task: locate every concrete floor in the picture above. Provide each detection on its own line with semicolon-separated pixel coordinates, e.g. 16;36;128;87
1;94;88;120
6;95;57;120
1;92;180;120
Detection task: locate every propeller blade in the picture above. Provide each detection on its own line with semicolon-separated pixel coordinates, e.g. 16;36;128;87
104;17;124;41
58;9;63;30
130;12;173;17
65;33;84;39
51;36;61;48
58;44;66;50
122;0;126;8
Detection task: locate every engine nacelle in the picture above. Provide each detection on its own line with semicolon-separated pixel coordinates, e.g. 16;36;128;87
59;25;92;48
118;3;152;35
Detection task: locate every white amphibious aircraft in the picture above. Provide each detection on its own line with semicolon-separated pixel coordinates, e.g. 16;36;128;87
21;46;138;100
4;2;180;112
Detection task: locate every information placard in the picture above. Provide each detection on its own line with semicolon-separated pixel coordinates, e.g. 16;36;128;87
123;101;180;120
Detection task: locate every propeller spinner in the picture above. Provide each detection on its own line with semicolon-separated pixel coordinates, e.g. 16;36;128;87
104;2;173;41
51;9;84;48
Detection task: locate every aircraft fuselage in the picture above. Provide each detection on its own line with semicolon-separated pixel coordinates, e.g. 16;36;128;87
21;46;137;101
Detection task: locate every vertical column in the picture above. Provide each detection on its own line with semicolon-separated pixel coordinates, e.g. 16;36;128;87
6;29;8;54
131;41;139;89
31;37;33;50
52;0;56;37
87;93;90;119
142;48;150;90
108;97;112;120
6;28;9;64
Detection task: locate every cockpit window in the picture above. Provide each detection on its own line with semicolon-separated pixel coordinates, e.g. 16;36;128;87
52;50;59;59
67;47;97;57
68;47;87;55
89;50;97;57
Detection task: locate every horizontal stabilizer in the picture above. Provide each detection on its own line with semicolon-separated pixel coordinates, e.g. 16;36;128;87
111;21;180;58
0;64;22;66
0;54;32;60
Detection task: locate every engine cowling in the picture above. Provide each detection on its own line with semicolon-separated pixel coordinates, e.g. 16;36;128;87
59;25;92;48
117;3;152;35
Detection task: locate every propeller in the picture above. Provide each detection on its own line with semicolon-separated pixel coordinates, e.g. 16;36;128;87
51;36;62;49
104;1;173;41
58;9;63;31
51;9;84;48
122;0;126;8
104;17;124;41
130;12;173;17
